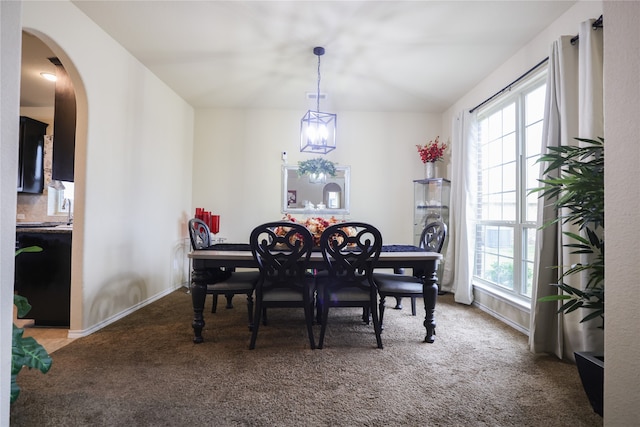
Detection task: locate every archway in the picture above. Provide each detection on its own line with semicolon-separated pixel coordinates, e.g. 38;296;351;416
21;29;88;333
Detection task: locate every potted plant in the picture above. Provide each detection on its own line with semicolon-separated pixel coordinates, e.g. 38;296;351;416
12;246;52;404
532;136;604;416
297;157;337;183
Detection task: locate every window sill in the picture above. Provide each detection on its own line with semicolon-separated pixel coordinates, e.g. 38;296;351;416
472;281;531;335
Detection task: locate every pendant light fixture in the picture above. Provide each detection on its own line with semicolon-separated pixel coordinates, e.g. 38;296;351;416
300;47;336;154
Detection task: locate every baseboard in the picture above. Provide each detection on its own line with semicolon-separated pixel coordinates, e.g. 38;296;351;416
472;287;530;337
67;286;179;339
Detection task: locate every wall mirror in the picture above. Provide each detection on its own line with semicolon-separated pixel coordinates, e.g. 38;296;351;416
282;166;350;215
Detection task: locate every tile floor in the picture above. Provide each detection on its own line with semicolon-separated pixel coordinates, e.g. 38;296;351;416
14;314;75;354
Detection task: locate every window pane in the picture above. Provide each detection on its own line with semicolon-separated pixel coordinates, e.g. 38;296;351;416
503;133;516;164
526;121;543;158
486;139;502;168
474;75;546;302
523;227;536;297
503;103;516;134
502;190;516;221
503;162;516;192
525;191;538;223
488;111;502;141
526;85;546;124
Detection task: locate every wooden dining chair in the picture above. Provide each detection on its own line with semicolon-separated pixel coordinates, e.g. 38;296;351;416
316;222;383;349
249;221;316;350
373;220;446;328
188;218;259;329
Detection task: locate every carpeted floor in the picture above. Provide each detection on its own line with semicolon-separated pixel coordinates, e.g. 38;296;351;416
10;289;602;426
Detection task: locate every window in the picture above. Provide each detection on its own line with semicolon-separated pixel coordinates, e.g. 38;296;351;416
47;181;74;217
473;72;546;303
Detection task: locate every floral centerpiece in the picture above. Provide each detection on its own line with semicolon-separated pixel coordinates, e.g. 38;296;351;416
280;214;354;246
416;136;448;163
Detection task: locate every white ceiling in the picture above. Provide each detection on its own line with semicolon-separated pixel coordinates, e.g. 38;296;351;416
22;1;577;113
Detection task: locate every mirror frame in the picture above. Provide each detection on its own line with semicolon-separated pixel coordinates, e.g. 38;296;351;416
282;165;350;215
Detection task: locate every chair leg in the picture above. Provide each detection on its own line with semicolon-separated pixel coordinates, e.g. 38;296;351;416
411;297;417;316
211;294;218;313
394;296;403;310
304;302;316;350
370;302;383;349
379;296;386;330
225;293;234;309
318;303;330;349
249;300;263;350
362;308;370;324
246;293;254;331
315;297;322;325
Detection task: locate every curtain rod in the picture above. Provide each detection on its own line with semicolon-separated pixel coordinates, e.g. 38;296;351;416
571;14;603;45
469;57;548;113
469;15;604;114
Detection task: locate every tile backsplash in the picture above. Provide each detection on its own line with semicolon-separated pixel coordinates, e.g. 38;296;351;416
16;134;67;223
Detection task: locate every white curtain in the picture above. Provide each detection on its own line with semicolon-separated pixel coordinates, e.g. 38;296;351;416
529;19;604;360
446;110;477;305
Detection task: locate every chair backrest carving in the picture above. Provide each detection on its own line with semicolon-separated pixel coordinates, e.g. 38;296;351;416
188;218;211;250
420;220;447;253
250;221;314;285
320;222;382;282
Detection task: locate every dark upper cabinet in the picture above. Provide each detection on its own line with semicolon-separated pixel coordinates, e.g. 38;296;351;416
17;116;48;194
50;58;76;182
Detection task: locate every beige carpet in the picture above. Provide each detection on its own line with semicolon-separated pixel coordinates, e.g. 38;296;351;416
10;289;602;426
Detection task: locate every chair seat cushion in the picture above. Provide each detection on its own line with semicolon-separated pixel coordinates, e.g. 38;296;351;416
316;277;370;302
262;277;316;302
207;271;259;293
263;289;305;302
373;273;423;294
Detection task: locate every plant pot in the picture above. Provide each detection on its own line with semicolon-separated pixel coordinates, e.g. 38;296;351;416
574;351;604;417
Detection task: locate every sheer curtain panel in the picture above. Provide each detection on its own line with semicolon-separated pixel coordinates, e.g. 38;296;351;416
448;110;477;305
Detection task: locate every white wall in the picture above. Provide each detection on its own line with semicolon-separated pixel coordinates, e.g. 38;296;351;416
603;1;640;423
193;109;441;244
1;0;23;420
21;0;195;333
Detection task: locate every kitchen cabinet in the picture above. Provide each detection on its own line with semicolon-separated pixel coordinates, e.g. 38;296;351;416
50;58;77;182
17;116;48;193
15;229;72;326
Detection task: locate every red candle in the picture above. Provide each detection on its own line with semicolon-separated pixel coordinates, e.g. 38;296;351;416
203;211;211;230
210;215;220;234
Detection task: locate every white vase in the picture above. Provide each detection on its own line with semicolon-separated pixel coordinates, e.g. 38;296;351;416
424;162;435;179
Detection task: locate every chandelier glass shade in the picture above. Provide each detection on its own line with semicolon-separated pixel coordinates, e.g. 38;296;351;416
300;47;336;154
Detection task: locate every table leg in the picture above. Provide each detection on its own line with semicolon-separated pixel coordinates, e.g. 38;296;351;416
191;265;207;343
422;261;438;343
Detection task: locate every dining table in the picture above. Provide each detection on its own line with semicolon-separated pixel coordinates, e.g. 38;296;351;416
188;243;443;345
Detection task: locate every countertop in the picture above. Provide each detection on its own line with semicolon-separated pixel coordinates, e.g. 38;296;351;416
16;222;73;234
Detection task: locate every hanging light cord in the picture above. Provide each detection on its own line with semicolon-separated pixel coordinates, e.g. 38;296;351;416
316;54;321;113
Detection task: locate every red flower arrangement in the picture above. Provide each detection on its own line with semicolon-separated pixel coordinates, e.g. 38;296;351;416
416;136;448;163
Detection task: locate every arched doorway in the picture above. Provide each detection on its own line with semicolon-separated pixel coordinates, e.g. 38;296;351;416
20;29;87;337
